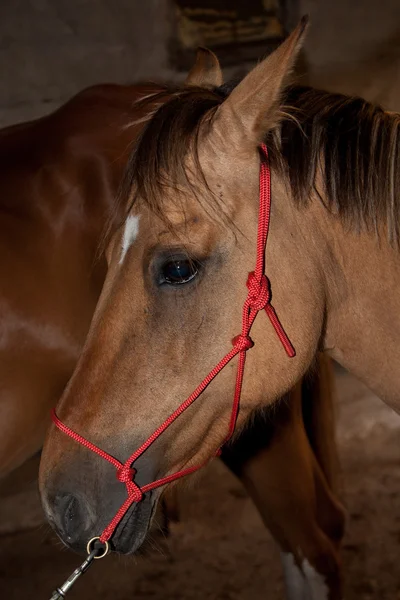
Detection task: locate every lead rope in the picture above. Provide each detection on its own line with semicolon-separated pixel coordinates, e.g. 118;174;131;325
51;143;295;553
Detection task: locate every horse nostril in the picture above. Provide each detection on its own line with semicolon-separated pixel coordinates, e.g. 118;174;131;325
64;495;79;537
55;494;85;544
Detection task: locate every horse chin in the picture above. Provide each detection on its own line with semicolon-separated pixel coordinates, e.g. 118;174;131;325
111;491;157;555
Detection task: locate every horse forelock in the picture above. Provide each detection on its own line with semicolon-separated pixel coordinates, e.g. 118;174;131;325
108;80;400;247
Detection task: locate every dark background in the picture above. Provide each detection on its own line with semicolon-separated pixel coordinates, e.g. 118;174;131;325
1;0;399;126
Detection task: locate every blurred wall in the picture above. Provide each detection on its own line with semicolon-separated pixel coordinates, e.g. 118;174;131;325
0;0;400;127
302;0;400;111
0;0;173;125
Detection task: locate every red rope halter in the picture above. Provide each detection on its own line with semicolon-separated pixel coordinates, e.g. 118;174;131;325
51;144;295;545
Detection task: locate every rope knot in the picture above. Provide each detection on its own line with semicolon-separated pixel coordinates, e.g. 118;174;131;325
116;466;143;502
232;334;254;351
246;272;270;311
116;466;136;484
127;482;143;502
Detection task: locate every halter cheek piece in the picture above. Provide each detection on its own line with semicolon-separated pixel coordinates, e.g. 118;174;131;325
51;143;295;548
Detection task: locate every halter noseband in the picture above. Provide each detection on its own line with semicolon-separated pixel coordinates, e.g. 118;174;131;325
51;143;295;546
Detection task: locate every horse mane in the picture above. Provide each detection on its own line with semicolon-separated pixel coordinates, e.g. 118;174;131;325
116;79;400;244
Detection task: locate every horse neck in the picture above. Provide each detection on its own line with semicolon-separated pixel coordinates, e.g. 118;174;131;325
314;202;400;411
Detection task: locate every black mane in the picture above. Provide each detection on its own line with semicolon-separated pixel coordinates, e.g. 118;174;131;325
114;79;400;243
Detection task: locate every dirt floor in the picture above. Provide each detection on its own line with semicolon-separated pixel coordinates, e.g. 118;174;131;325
1;368;400;600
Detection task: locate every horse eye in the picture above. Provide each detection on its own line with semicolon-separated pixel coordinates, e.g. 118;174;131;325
161;258;199;285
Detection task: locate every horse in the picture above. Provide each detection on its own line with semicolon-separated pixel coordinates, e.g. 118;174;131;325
36;24;352;598
1;43;345;598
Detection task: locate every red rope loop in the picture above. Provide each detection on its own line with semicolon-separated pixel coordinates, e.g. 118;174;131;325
116;466;135;484
50;143;296;545
116;467;143;502
125;482;143;503
246;271;271;311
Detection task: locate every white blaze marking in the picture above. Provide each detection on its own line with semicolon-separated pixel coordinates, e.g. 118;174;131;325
302;559;329;600
119;215;140;264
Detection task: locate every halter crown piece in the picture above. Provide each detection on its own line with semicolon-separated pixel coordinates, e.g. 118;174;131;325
51;143;295;547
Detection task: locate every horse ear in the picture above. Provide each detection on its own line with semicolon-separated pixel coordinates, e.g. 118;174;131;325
185;47;223;89
214;17;308;148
